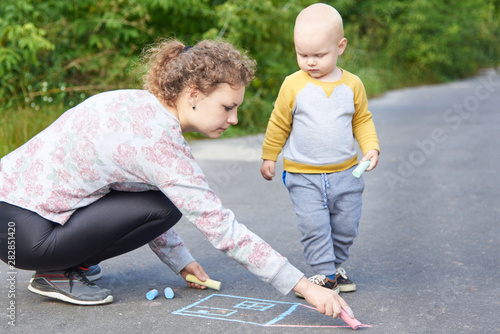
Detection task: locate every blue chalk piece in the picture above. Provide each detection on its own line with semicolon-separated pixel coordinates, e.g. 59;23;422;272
146;289;158;300
164;287;174;299
352;160;370;178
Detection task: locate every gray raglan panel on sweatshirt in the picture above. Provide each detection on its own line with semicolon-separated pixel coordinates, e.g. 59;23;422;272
282;83;357;166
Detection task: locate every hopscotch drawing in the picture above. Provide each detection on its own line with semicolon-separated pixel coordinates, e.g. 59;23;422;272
172;294;371;329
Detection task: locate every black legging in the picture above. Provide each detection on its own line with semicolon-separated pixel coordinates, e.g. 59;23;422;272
0;190;182;271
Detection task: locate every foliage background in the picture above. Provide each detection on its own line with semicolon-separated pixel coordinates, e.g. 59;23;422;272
1;0;499;156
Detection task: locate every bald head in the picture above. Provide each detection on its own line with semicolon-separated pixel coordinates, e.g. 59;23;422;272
294;3;344;42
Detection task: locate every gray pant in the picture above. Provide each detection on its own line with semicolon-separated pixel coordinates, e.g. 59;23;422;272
284;166;364;276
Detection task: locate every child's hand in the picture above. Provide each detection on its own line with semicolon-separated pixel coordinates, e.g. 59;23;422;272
180;261;209;290
260;160;276;180
362;149;379;172
293;276;354;319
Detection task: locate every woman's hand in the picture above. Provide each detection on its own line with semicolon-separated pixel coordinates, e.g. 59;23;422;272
180;261;210;290
292;276;354;319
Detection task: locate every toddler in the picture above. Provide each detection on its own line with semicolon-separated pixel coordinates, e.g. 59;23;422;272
261;3;380;296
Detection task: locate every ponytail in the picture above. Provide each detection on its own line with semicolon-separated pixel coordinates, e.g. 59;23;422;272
141;38;256;107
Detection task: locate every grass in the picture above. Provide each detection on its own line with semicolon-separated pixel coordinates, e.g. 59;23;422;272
0;106;65;157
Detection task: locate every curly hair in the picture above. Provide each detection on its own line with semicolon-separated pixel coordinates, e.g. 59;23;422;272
142;38;257;107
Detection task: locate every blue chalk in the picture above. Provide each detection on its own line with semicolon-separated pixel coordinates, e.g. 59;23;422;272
146;289;158;300
164;287;174;299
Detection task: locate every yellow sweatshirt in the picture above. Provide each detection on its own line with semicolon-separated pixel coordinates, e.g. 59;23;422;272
262;69;379;173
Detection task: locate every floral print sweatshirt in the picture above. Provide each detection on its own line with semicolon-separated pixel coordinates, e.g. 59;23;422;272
0;90;303;295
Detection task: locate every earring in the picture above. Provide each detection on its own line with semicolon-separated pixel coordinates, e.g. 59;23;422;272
192;105;196;110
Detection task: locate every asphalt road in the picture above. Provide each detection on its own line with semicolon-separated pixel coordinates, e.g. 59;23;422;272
1;69;499;334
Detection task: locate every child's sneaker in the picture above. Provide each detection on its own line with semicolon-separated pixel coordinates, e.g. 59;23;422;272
28;268;113;305
336;267;356;292
295;274;340;298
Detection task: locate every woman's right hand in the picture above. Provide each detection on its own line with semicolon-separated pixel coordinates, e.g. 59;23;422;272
292;276;354;319
180;261;210;290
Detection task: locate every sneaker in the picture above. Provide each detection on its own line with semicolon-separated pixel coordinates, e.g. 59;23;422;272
336;267;356;292
27;265;102;284
82;265;102;282
295;274;340;298
28;268;113;305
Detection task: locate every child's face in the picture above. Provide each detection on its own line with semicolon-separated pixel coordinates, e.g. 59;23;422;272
294;30;347;81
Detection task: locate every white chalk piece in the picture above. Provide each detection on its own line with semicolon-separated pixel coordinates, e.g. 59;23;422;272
164;287;174;299
146;289;158;300
185;274;222;290
352;160;370;178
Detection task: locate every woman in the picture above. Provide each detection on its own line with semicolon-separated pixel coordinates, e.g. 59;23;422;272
0;39;352;319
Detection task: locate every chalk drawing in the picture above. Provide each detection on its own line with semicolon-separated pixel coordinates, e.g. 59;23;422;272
172;294;372;329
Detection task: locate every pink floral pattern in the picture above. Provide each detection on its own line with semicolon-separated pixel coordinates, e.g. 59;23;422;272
0;89;294;291
51;147;66;164
219;238;236;252
237;235;253;248
113;143;137;165
26;138;43;157
73;141;97;167
248;241;272;269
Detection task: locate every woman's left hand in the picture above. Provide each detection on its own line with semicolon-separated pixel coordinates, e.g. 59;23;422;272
180;261;210;289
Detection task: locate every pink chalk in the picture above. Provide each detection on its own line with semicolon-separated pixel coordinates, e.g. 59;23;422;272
299;303;370;329
340;309;362;330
